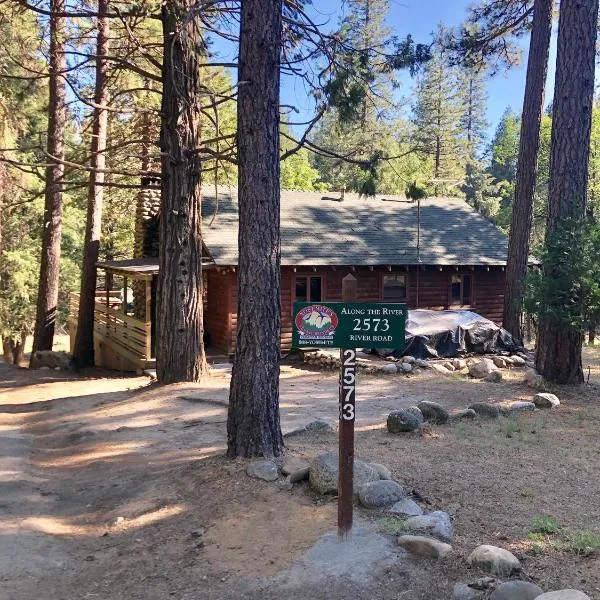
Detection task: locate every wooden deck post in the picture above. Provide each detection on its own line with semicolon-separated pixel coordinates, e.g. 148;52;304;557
145;277;152;360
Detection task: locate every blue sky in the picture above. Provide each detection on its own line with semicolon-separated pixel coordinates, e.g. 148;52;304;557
281;0;559;140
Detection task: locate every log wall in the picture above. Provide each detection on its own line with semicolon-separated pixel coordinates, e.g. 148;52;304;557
204;265;507;355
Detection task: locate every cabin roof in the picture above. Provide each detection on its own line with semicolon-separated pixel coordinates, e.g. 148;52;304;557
201;188;510;267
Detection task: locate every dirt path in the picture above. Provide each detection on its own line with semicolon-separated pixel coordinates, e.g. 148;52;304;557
1;350;600;599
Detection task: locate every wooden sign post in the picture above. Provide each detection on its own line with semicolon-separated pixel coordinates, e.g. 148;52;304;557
292;276;407;538
338;274;357;537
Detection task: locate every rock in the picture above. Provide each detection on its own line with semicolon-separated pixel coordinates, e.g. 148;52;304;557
400;362;413;374
431;363;453;375
453;358;468;370
246;460;279;482
278;478;294;491
415;359;431;368
534;592;591;600
309;453;379;495
417;401;449;425
402;511;453;542
525;369;546;390
370;463;392;480
469;359;497;379
281;458;310;483
467;544;521;577
29;350;72;370
533;393;560;408
397;535;453;558
444;362;456;371
381;363;398;374
358;480;405;508
492;356;508;368
402;356;416;365
490;581;544;600
305;419;334;433
469;402;501;419
510;355;527;367
387;410;422;433
505;401;536;413
454;583;486;600
451;408;477;421
485;371;503;383
405;406;424;424
389;498;424;517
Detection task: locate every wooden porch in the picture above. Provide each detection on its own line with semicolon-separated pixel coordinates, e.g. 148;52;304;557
68;259;158;372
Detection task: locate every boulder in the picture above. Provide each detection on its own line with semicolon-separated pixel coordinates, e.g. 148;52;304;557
402;356;416;365
370;463;392;480
281;458;310;483
525;369;546;390
397;534;453;558
309;453;379;495
467;544;521;577
305;419;334;433
246;460;279;482
415;358;431;368
387;410;422;433
490;581;544;600
533;393;560;408
453;584;486;600
405;406;424;424
510;355;527;367
469;402;501;419
381;363;399;374
469;359;497;379
450;408;477;421
358;480;405;509
29;350;72;370
400;362;413;374
388;498;424;517
492;356;508;368
505;401;536;413
534;592;591;600
417;401;450;425
453;358;468;370
402;511;453;542
485;371;503;383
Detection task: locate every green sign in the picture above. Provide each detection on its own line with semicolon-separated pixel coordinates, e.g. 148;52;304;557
292;302;407;349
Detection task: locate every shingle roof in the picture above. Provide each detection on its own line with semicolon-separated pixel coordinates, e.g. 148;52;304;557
200;188;509;267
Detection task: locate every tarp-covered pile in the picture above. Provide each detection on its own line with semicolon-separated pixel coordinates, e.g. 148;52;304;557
379;309;522;359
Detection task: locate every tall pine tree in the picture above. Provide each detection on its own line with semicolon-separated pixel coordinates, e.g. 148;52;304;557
412;27;464;195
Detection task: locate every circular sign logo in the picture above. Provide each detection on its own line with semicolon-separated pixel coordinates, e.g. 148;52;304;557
295;305;339;337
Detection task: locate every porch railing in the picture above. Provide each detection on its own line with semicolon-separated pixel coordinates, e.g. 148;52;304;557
69;293;153;365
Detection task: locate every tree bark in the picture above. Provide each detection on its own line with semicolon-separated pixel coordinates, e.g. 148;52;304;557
227;0;284;458
72;0;110;369
156;0;207;383
536;0;598;384
503;0;553;343
31;0;67;358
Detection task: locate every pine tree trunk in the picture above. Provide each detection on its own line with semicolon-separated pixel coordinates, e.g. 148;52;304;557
156;0;207;383
536;0;598;384
72;0;110;369
31;0;67;357
227;0;284;458
503;0;553;343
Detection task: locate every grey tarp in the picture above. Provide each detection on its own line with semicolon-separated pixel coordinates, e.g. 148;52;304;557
377;309;522;359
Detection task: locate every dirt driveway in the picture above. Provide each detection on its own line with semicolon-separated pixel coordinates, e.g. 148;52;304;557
1;351;600;599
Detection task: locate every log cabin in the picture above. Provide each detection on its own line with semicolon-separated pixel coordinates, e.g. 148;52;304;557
69;188;511;371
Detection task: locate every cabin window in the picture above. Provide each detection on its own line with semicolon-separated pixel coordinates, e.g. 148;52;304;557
382;274;407;301
295;276;322;302
450;274;472;306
